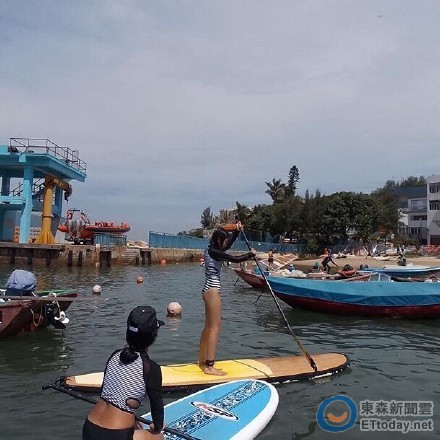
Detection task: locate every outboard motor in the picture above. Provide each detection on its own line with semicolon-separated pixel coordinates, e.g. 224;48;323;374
42;301;70;330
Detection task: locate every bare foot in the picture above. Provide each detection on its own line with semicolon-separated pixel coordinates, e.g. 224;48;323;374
203;365;227;376
197;361;205;372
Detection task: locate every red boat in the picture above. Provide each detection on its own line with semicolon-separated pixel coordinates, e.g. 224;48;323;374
0;290;77;338
82;222;130;236
234;268;267;289
58;209;130;243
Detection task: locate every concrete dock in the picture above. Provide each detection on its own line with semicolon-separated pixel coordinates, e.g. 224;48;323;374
0;242;203;267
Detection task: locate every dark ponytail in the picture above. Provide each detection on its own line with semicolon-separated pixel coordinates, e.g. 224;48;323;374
120;329;158;365
120;345;139;364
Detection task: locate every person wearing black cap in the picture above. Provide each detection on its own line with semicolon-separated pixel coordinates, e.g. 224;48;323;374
198;221;256;376
83;306;165;440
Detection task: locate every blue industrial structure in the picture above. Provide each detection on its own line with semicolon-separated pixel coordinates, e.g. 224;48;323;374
0;138;87;243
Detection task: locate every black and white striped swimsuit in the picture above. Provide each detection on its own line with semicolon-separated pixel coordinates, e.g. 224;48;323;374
202;248;223;293
100;349;163;429
100;350;146;413
202;245;255;294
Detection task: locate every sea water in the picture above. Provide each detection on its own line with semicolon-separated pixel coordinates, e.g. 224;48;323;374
0;263;439;439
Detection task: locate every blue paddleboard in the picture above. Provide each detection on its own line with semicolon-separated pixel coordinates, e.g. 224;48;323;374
141;379;279;440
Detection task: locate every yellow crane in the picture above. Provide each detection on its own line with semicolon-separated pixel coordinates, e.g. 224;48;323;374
35;175;72;244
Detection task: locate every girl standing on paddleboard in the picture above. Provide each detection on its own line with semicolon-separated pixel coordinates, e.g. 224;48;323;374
83;306;165;439
199;222;256;375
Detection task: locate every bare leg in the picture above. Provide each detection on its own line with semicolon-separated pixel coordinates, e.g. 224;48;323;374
198;327;208;368
197;288;226;376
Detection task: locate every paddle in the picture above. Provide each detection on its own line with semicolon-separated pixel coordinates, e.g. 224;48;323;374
238;226;318;372
42;383;201;440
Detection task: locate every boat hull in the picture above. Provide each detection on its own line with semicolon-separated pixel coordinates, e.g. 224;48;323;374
0;291;77;338
234;269;266;289
82;225;130;234
274;291;440;318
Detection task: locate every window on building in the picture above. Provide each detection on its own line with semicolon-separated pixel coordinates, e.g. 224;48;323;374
409;199;427;211
409;227;420;235
430;200;440;211
429;183;440;194
411;215;427;221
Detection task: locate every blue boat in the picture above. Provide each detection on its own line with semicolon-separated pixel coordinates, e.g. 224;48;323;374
266;276;440;318
360;264;440;279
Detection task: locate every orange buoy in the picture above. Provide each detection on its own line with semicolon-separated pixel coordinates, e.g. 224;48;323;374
160;259;167;265
136;276;143;284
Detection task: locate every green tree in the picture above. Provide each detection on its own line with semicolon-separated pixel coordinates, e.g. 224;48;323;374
350;195;379;242
246;204;273;241
299;189;326;239
235;201;251;223
265;178;286;203
287;165;300;196
399;176;426;187
200;206;216;229
270;196;303;240
320;192;379;243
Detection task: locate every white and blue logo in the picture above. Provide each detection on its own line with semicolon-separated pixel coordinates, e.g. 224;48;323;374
316;395;358;432
191;401;239;421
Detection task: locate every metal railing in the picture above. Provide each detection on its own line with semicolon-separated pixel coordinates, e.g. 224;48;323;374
10;178;45;198
9;138;87;173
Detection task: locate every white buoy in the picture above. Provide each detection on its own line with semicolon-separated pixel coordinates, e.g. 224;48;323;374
92;284;102;295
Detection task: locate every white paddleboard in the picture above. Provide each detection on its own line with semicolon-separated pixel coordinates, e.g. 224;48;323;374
142;379;278;440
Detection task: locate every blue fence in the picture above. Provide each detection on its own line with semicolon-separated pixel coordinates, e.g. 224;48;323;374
148;231;303;254
94;233;127;246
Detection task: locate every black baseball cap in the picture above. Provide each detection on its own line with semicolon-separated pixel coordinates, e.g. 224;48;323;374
127;306;165;334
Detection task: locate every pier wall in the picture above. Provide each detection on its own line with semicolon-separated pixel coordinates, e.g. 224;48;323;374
0;243;204;267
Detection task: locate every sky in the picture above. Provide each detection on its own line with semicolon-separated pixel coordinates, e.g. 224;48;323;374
1;1;439;240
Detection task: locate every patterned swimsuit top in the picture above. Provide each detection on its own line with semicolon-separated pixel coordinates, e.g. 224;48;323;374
204;247;223;279
100;350;146;413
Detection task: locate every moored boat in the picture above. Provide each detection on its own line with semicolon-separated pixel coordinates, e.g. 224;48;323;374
234;264;366;290
57;208;130;243
360;264;440;279
266;276;440;319
234;266;309;290
234;268;267;289
0;289;77;338
82;222;131;234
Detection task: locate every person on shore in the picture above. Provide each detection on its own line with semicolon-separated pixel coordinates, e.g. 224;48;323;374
267;249;274;270
83;306;165;440
321;248;338;274
198;221;256;376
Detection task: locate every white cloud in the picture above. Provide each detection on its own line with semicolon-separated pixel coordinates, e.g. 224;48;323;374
1;1;439;239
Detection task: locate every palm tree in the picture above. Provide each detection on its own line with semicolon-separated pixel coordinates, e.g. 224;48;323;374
265;178;286;203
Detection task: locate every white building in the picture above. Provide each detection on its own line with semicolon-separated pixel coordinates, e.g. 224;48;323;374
398;175;440;245
427;175;440;245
